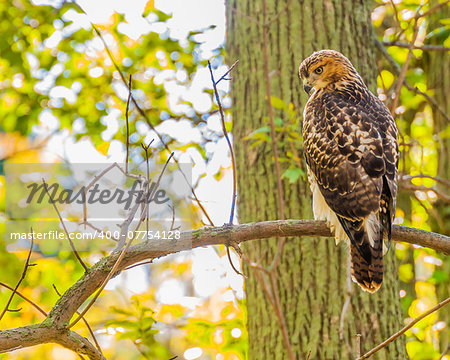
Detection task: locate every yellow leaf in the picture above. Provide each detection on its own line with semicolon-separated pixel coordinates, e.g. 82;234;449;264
143;0;155;17
97;142;110;155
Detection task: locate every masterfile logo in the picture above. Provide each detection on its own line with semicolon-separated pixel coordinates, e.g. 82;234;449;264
4;163;193;252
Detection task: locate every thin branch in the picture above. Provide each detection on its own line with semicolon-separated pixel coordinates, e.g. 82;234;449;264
226;245;246;278
375;39;450;122
0;282;47;317
125;74;132;173
339;249;353;344
264;0;292;27
358;296;450;359
400;182;450;203
382;41;450;52
416;0;450;19
403;81;450;122
207;61;238;224
228;5;262;26
141;139;155;234
356;334;362;358
123;260;153;271
69;153;174;328
269;272;296;360
214;60;239;85
260;0;288;273
207;60;244;278
85;20;216;227
0;233;35;321
400;173;450;188
42;179;89;271
390;18;419;114
262;0;285;223
388;0;401;31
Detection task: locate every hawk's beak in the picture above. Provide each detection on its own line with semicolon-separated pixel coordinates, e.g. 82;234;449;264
303;84;313;95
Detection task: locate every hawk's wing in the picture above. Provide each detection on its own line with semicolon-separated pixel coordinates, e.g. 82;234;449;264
303;89;398;292
304;90;398;222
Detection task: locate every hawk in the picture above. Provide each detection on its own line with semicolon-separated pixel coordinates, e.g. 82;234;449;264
298;50;399;293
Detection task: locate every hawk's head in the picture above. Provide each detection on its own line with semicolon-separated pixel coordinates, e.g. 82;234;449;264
298;50;358;96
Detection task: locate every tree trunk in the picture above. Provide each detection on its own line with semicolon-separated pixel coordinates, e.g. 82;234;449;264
423;6;450;354
226;0;407;358
423;7;450;236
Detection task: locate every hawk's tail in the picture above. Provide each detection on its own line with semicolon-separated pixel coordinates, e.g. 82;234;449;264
338;214;384;293
350;242;383;293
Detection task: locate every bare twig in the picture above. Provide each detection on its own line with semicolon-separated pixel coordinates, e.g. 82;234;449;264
123;260;153;271
400;182;450;203
261;0;287;273
69;153;174;328
249;264;296;359
356;334;362;358
0;282;47;317
400;173;450;188
375;39;450;122
382;41;450;52
358;296;450;359
228;5;262;26
264;0;292;26
0;232;35;321
42;180;89;272
388;0;401;31
403;81;450;122
207;60;244;278
390;18;420;114
339;250;353;342
141;139;155;234
226;244;246;278
416;0;450;19
86;21;215;227
207;61;238;224
214;60;239;85
125;75;132;173
269;272;296;360
262;0;285;222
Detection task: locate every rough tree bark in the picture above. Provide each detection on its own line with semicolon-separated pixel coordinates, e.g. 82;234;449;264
424;6;450;235
423;5;450;354
226;0;407;358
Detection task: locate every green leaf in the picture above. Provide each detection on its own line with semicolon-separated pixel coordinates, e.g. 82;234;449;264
274;117;283;127
281;167;305;183
270;96;287;110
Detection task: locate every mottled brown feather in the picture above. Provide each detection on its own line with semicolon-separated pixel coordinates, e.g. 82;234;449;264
299;50;399;292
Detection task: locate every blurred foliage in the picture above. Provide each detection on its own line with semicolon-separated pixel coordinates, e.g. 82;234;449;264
0;0;244;359
373;1;449;359
0;0;449;359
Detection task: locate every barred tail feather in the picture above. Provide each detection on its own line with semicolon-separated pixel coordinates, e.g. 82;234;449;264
350;242;383;293
338;213;384;292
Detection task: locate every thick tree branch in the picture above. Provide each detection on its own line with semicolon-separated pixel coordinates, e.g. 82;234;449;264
0;220;448;356
0;326;105;360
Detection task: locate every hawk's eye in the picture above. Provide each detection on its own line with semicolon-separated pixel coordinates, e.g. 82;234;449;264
314;66;323;74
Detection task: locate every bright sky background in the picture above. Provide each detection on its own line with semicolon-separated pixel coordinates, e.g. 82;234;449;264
30;1;243;352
